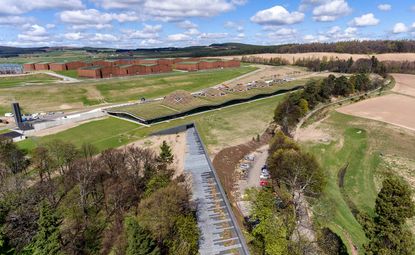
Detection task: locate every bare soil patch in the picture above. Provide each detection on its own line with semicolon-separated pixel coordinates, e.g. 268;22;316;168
337;94;415;131
129;133;186;177
391;73;415;97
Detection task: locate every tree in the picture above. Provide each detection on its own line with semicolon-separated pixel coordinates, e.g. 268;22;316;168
137;183;190;243
0;138;28;178
158;141;174;165
32;147;53;183
30;201;63;255
365;176;415;255
249;189;288;255
125;216;160;255
169;215;199;255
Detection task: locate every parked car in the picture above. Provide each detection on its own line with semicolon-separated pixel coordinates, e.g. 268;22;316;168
260;179;269;187
240;163;250;170
260;172;270;179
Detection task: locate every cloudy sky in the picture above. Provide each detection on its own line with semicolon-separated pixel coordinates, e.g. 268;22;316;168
0;0;414;48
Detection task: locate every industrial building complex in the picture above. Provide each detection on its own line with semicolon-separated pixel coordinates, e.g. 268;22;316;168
22;58;240;79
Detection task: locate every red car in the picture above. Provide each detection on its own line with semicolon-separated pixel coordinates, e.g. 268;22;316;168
260;179;269;187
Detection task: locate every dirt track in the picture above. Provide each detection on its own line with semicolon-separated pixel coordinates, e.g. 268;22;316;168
337;74;415;131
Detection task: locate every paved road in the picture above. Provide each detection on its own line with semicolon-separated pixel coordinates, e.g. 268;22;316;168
184;127;249;255
246;146;269;188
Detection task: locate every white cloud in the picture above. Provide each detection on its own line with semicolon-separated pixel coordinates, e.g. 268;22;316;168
199;32;228;39
59;9;139;30
0;16;32;25
0;0;83;15
269;28;297;37
99;0;246;20
377;4;391;11
167;33;191;41
64;32;84;40
46;24;56;29
251;6;304;26
312;0;352;22
303;34;330;42
224;21;244;32
393;23;408;34
185;28;201;36
17;24;50;42
127;24;162;39
349;13;379;27
90;33;118;42
177;20;198;29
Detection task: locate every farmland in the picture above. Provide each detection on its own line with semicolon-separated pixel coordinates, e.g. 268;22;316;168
337;74;415;131
0;65;256;113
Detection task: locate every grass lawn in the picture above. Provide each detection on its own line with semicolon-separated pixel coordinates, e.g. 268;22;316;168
18;93;285;154
0;73;59;88
302;111;415;254
110;79;305;120
0;129;11;134
0;66;257;114
94;66;258;102
55;70;79;79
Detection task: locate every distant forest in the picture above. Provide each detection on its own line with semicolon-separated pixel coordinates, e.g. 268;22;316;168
2;40;415;58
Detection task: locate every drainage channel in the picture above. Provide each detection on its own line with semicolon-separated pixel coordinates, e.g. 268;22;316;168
184;126;250;255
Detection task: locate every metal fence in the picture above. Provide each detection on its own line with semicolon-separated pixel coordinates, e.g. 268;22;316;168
0;64;23;74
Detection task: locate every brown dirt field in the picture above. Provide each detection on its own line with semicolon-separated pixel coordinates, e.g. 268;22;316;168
337;94;415;131
391;73;415;97
225;65;308;87
222;53;415;64
129;132;186;177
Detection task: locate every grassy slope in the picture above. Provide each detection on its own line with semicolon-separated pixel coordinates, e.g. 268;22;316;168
18;94;284;153
0;74;59;88
303;112;415;253
0;66;257;113
112;79;304;120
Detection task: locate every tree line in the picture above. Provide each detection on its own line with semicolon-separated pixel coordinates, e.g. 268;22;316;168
274;74;383;134
0;138;199;255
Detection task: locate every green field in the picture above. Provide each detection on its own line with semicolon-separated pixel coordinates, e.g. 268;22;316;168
0;73;59;88
18;93;285;153
303;112;415;254
0;50;104;64
110;79;305;120
55;70;79;79
0;66;257;114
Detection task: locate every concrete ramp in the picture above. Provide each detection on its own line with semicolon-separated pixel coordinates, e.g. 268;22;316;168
184;126;249;255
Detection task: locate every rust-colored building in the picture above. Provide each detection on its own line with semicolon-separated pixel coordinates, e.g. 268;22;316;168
117;65;137;76
49;63;67;71
66;61;88;70
137;59;159;65
34;62;50;70
78;66;102;79
101;66;118;78
158;64;173;73
23;63;36;72
175;62;199;71
92;60;116;67
115;59;133;66
157;58;175;66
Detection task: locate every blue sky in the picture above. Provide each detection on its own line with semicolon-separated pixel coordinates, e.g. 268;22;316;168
0;0;414;48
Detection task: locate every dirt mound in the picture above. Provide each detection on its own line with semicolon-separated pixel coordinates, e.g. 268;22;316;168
163;90;194;105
